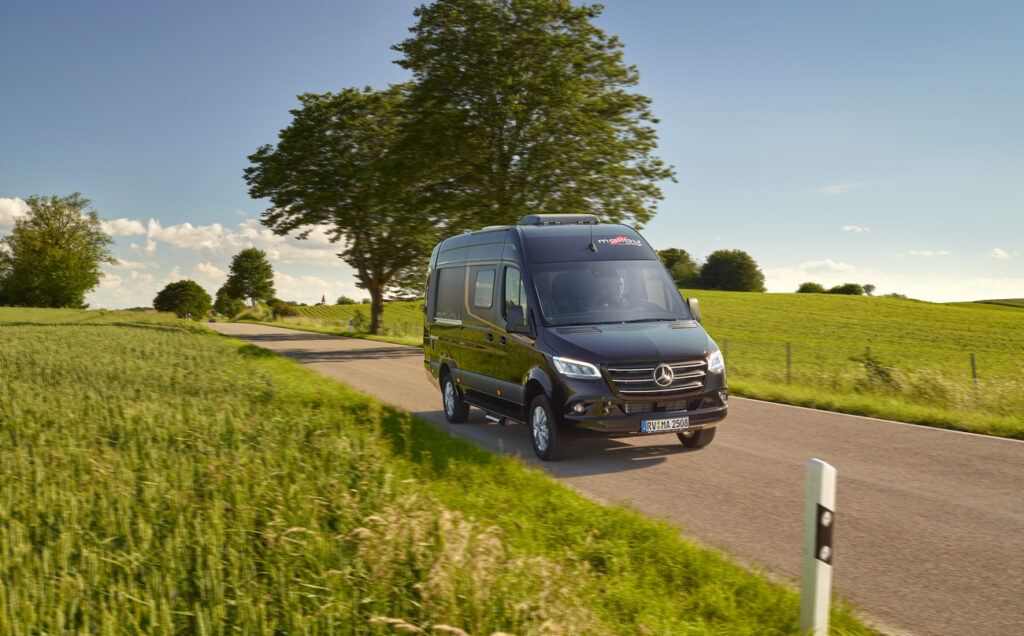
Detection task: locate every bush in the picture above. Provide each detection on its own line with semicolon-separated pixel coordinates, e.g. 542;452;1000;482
152;280;212;319
658;248;699;288
796;282;826;293
271;300;300;317
337;295;357;305
699;249;766;292
828;283;865;296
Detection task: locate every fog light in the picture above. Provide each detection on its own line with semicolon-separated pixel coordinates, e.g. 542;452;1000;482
719;391;729;406
573;402;587;414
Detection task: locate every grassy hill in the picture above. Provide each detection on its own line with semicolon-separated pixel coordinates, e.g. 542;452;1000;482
0;308;873;634
685;290;1023;438
265;292;1024;439
946;298;1024;311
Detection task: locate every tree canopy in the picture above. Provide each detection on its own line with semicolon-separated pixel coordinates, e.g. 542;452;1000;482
658;248;699;288
153;280;212;319
393;0;675;229
213;284;247;318
245;86;439;333
828;283;865;296
796;282;827;293
0;193;116;308
699;249;766;292
224;248;275;306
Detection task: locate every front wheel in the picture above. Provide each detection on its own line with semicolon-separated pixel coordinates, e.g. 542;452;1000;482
442;372;469;423
677;426;716;449
529;394;567;461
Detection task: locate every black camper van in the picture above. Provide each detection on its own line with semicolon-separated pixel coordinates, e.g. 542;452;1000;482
423;214;728;460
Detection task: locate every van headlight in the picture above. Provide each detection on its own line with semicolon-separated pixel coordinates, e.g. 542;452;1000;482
553;356;601;379
707;350;725;373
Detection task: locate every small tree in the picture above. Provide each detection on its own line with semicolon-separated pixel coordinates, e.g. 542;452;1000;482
796;282;826;293
225;248;275;306
699;250;766;292
153;280;212;319
658;248;699;288
213;284;247;318
337;295;357;305
828;283;865;295
863;284;876;296
0;193;116;308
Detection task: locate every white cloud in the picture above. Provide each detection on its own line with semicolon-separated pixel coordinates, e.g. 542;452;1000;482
842;225;870;232
161;266;186;285
274;271;353;304
806;182;864;195
0;197;29;229
147;219;227;251
100;273;123;289
909;250;951;257
797;259;857;275
988;248;1011;259
130;271;154;283
194;262;226;278
131;239;157;256
101;218;146;236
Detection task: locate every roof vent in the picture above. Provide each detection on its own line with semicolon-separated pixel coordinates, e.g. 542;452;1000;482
519;214;600;226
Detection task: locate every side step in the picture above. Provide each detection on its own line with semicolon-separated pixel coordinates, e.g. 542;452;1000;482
462;393;526;426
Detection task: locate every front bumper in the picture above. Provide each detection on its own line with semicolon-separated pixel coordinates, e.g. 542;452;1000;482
557;373;729;438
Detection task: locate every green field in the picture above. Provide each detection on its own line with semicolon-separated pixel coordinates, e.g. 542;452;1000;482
271;293;1024;439
0;308;874;634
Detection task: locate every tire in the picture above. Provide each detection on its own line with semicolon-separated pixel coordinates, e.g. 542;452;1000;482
441;371;469;423
529;394;567;461
677;426;716;449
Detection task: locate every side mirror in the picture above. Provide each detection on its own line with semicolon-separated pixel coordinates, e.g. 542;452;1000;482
687;298;702;323
505;304;529;334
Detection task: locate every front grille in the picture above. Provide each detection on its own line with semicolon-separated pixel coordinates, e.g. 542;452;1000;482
606;359;707;396
619;398;701;415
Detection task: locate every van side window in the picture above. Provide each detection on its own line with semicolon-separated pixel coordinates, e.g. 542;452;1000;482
473;269;495;308
504;266;528;325
435;267;465;321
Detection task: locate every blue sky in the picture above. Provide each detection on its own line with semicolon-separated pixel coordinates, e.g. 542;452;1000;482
2;0;1021;307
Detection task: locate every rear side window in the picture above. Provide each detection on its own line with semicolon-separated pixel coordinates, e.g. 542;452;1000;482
473;269;495;308
434;267;465;321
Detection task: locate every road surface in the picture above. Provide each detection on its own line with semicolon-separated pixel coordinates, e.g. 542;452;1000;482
207;322;1024;636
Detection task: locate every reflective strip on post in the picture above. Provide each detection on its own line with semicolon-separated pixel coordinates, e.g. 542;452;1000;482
799;459;836;636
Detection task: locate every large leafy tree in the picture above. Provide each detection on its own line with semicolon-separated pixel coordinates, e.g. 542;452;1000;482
153;280;212;319
393;0;676;228
224;248;275;307
0;193;116;308
245;86;440;334
699;249;766;292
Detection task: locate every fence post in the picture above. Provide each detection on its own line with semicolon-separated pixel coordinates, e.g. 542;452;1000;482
787;342;792;384
349;317;353;334
800;459;837;636
971;353;978;400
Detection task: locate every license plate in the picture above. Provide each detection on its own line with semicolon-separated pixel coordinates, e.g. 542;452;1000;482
641;416;690;433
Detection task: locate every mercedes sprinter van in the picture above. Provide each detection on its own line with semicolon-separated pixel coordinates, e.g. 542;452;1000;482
423;214;728;460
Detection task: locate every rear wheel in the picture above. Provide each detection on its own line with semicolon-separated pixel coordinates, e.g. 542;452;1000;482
529;394;567;461
678;426;716;448
441;372;469;423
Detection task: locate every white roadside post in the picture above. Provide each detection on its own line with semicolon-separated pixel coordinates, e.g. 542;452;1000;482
799;459;837;635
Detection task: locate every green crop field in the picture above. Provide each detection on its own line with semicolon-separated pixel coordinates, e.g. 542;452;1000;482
267;293;1024;439
0;308;873;634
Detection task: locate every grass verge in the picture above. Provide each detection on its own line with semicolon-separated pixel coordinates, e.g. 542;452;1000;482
0;308;875;634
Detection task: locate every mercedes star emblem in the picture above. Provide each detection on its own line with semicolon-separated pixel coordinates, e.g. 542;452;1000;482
653;363;674;387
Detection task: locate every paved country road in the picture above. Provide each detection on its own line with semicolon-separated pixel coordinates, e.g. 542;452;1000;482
207;322;1024;636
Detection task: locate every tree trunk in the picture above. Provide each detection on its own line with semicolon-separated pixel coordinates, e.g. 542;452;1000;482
369;283;385;335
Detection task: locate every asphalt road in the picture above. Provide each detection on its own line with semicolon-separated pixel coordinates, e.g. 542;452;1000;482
207;322;1024;636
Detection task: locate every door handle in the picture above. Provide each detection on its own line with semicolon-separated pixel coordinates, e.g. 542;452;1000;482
486;333;493;342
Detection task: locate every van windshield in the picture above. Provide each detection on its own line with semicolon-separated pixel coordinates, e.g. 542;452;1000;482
531;260;691;326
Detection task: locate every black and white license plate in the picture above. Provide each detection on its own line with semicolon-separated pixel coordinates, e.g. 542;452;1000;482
641;416;690;433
